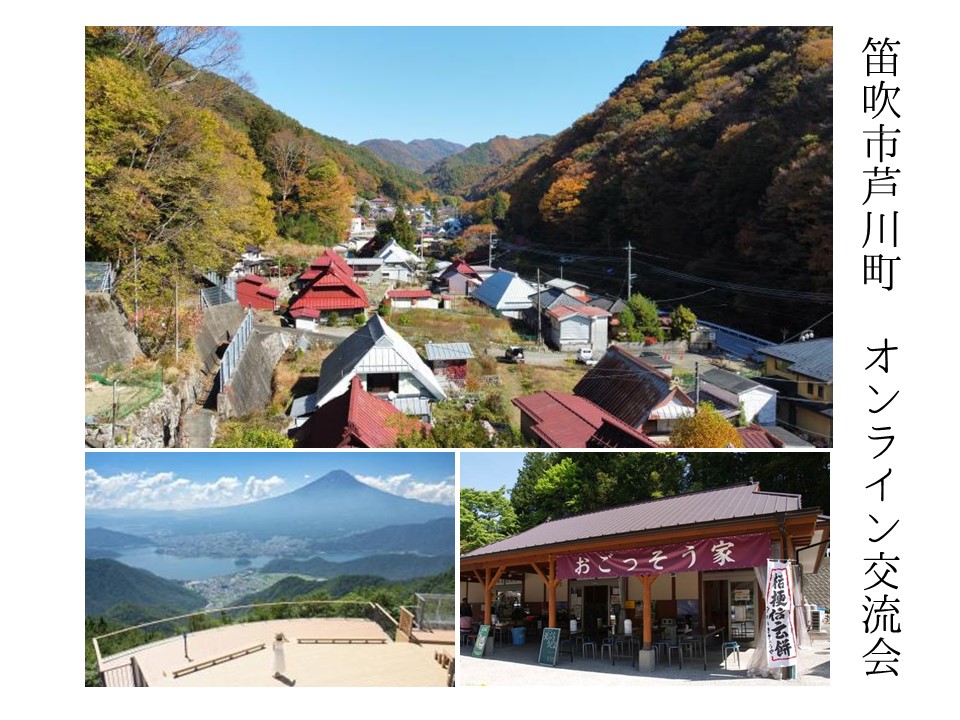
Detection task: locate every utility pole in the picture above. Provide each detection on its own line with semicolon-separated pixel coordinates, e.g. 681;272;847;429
537;268;543;349
694;361;700;409
488;232;497;268
174;275;180;363
133;241;139;338
624;242;634;300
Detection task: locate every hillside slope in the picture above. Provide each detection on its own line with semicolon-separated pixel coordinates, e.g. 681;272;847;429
502;26;833;338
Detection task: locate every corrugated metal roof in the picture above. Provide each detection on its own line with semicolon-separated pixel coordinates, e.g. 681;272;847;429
757;338;833;381
472;270;536;311
390;395;432;417
647;392;695;420
512;391;659;448
424;342;474;361
546;278;589;291
574;346;693;427
702;368;766;395
387;289;433;299
289;392;318;418
315;315;446;407
463;483;803;558
528;288;586;311
296;376;420;448
737;427;777;448
762;425;814;447
547;304;610;320
587;294;627;314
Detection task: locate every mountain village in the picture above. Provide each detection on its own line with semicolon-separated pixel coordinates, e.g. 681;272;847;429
85;199;832;450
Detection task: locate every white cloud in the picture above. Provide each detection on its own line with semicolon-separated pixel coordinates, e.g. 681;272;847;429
353;473;454;505
84;469;289;510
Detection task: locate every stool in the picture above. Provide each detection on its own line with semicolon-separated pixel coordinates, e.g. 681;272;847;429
465;633;477;646
722;641;741;669
652;640;669;663
575;635;587;653
582;637;597;658
690;636;704;657
667;644;683;668
600;638;615;661
679;638;694;658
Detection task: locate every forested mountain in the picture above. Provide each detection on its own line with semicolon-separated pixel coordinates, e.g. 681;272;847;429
260;552;453;581
85;558;207;617
84;27;424;350
498;26;833;339
238;567;454;605
425;134;551;197
85;527;152;558
317;517;454;555
359;138;466;173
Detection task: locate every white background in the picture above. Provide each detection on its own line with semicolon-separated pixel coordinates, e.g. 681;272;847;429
5;0;951;710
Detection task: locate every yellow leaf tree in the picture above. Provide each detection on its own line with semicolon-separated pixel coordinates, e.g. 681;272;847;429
670;403;745;448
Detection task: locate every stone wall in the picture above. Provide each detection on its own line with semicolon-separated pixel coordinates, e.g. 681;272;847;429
84;368;206;448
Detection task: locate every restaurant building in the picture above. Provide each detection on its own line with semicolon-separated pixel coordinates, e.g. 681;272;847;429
460;483;828;665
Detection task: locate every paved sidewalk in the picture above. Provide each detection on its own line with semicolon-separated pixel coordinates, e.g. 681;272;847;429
458;633;830;686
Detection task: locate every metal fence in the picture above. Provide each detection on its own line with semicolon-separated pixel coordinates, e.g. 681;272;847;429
93;600;397;674
200;273;236;308
414;593;455;630
85;369;164;423
219;309;254;390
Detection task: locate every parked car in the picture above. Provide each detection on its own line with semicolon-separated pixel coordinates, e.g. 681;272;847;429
576;347;597;365
503;346;525;364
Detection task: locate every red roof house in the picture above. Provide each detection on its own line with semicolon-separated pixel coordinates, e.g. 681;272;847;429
235;274;279;310
512;391;660;448
287;249;369;321
295;376;423;448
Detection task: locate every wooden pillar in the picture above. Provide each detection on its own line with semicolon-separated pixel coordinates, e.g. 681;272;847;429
531;559;562;629
484;567;492;625
481;566;505;626
640;574;656;650
548;556;557;628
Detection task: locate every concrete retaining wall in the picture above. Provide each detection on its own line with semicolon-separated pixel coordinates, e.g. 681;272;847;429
85;294;143;373
196;302;247;374
217;330;289;419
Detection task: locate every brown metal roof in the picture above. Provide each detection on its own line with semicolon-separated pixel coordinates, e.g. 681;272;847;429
462;483;804;559
573;345;693;427
512;391;659;448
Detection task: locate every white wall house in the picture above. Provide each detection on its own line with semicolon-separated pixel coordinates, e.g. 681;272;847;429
701;368;778;425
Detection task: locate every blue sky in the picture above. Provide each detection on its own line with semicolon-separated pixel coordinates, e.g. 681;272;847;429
233;27;681;145
85;451;455;510
459;450;532;493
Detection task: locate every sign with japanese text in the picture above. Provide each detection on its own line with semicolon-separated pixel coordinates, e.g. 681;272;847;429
764;560;798;668
556;533;770;580
472;624;491;658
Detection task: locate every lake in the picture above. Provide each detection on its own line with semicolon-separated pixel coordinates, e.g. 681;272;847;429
113;546;362;581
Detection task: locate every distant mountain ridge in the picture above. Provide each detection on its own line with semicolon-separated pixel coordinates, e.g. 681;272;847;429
359;138;467;173
317;516;453;555
425;134;551;196
260;553;453;581
85;470;452;541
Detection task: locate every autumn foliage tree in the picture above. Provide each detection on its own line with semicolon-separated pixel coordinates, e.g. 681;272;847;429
669;403;744;448
85;54;275;354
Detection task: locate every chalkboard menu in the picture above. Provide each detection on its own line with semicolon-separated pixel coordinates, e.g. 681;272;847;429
538;627;562;666
472;624;491;658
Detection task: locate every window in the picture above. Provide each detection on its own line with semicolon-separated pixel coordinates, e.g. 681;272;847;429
806;382;814;395
366;373;399;394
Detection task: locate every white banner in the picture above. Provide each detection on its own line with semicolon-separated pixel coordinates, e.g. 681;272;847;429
765;560;799;668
